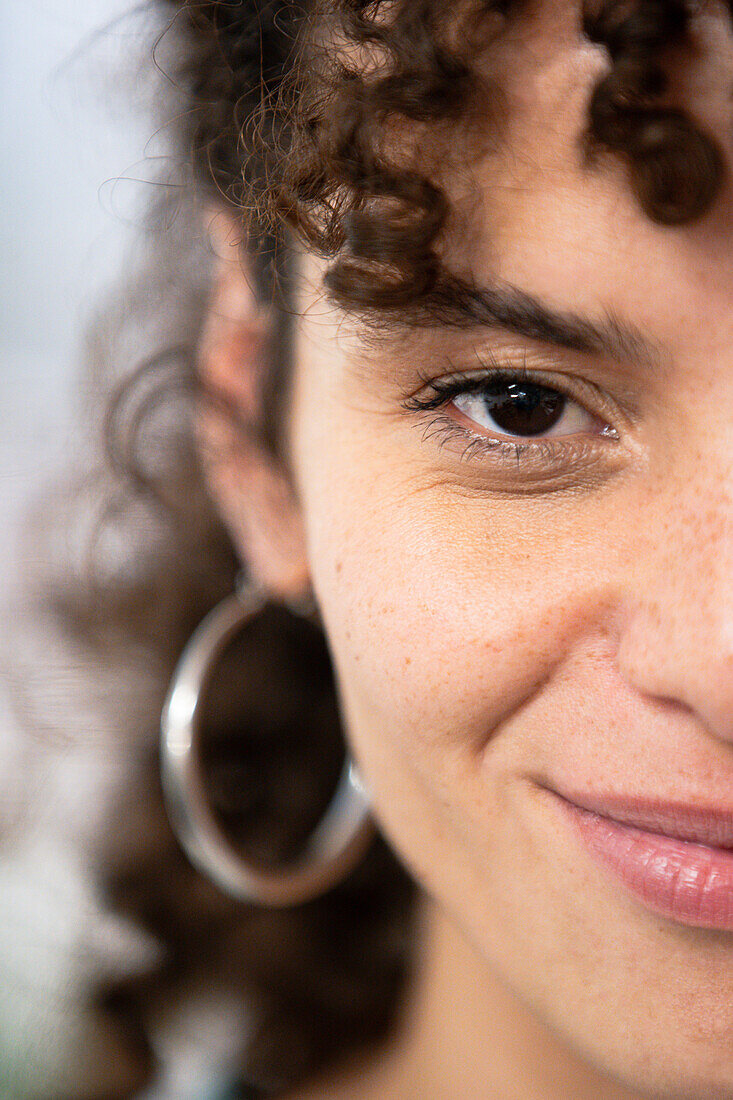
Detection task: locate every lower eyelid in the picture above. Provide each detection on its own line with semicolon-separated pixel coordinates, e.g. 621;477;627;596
417;411;618;474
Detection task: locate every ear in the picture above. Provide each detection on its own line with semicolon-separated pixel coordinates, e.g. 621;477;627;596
196;208;310;600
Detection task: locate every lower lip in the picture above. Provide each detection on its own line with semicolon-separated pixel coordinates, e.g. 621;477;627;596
555;795;733;931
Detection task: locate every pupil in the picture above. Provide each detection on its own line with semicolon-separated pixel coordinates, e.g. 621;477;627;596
483;380;564;436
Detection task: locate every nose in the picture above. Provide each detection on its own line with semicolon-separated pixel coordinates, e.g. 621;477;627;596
616;477;733;747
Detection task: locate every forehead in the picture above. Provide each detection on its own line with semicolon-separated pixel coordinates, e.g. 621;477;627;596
297;3;733;376
344;0;733;370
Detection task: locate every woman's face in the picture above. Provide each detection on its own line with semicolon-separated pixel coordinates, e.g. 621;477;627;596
272;5;733;1096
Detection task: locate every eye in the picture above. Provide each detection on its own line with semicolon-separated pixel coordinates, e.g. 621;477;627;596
451;377;597;440
401;365;622;478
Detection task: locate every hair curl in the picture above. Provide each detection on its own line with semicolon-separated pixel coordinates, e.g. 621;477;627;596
170;0;729;329
26;2;732;1097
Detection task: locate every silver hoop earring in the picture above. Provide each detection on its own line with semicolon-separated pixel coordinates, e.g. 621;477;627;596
160;575;374;907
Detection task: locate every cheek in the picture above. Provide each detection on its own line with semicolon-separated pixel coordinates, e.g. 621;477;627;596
288;342;617;894
297;438;628;974
299;435;614;788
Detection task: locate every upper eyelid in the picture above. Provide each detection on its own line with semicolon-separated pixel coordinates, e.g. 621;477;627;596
406;348;530;399
397;344;646;423
399;363;602;415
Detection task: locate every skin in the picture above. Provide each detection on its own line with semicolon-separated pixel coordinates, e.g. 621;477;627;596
200;2;733;1097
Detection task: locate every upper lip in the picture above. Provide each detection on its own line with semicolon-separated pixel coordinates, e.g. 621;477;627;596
549;788;733;850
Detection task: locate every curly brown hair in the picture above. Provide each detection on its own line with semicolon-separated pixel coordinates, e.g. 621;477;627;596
178;0;726;301
27;2;731;1097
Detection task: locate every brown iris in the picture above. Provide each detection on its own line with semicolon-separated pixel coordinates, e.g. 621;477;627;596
478;380;565;437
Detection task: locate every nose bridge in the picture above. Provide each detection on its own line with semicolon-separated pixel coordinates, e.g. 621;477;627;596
616;467;733;744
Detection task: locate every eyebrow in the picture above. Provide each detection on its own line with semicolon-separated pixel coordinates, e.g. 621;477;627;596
382;281;665;370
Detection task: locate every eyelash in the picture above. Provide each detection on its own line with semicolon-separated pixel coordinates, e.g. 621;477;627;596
401;364;617;468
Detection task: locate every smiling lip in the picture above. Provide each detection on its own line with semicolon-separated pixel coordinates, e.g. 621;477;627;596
550;789;733;931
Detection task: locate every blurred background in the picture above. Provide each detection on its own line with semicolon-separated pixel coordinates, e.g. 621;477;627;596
1;9;208;1096
1;0;156;570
